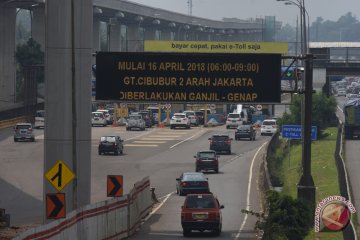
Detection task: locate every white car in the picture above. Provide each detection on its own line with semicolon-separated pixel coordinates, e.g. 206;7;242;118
91;111;107;127
34;110;45;129
260;119;278;136
183;111;199;126
96;109;112;124
170;113;191;129
226;113;242;129
126;113;146;131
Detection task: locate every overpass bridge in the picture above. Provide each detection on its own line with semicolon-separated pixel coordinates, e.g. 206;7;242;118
309;42;360;93
0;0;278;111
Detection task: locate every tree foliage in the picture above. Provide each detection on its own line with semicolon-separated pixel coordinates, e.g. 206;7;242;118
243;191;311;240
278;11;360;42
277;93;337;137
15;38;44;101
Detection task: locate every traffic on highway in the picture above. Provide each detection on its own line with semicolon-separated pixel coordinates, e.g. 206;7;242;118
0;109;275;238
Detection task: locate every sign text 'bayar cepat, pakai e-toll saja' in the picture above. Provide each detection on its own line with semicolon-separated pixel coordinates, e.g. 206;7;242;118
95;52;281;103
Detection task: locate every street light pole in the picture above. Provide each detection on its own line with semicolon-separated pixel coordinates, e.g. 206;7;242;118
278;0;315;221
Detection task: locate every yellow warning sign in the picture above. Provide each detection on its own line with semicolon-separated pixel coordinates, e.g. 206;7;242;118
45;160;75;192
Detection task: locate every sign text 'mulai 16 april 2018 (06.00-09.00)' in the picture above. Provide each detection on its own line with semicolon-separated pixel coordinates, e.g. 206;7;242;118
95;52;281;103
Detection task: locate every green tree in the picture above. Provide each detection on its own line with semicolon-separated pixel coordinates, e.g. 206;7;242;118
277;93;337;137
15;38;44;101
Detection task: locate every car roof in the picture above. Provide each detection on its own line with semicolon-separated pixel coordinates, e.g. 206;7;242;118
174;112;186;115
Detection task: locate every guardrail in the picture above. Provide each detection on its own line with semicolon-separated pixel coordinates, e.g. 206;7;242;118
0;116;28;130
13;177;153;240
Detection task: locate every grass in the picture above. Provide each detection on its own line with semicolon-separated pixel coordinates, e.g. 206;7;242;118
278;127;344;240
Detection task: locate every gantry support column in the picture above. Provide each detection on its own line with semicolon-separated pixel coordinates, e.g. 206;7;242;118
0;4;16;108
44;0;92;223
127;24;140;52
32;6;45;51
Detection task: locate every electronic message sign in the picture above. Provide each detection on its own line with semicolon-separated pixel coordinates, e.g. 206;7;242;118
96;52;281;103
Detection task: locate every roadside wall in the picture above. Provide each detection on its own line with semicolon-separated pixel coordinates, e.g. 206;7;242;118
13;177;153;240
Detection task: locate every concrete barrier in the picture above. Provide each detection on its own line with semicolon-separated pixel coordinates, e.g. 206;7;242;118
0;116;28;129
14;177;153;240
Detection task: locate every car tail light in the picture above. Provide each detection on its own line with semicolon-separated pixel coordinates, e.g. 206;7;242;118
28;128;32;132
261;125;266;128
15;129;19;133
181;182;187;187
226;140;231;144
112;143;115;147
209;140;214;144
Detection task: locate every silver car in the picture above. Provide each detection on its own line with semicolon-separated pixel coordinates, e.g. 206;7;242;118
14;123;35;142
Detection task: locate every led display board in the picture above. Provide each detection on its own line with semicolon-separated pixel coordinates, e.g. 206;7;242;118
96;52;281;103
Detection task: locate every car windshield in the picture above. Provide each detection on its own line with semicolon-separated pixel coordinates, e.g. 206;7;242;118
183;173;206;181
100;136;116;142
199;152;216;158
186;195;215;209
212;136;229;141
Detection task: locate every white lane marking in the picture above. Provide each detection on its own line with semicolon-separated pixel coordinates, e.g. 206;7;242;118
235;142;267;239
144;192;173;222
148;135;182;137
158;132;188;135
141;138;176;141
133;141;166;144
337;105;343;113
169;129;205;149
124;144;158;147
124;131;154;141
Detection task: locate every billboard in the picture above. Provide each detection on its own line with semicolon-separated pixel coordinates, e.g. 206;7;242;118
96;52;281;103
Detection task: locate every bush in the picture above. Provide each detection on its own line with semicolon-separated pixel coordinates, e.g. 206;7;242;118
256;191;312;240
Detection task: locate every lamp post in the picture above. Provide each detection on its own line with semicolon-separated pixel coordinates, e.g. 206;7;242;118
278;0;315;222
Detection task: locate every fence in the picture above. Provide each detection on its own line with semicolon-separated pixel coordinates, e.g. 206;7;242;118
14;177;153;240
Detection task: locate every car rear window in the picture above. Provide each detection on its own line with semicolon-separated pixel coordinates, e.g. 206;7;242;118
173;114;186;118
212;135;229;141
238;125;251;130
228;114;240;118
186;195;215;209
183;173;206;181
130;115;141;120
100;136;116;142
263;121;276;126
199;152;216;158
16;124;31;129
92;113;103;118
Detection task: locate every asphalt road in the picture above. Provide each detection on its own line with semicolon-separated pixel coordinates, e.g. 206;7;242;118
0;123;271;239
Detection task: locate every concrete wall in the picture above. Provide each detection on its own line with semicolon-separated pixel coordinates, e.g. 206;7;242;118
14;177;153;240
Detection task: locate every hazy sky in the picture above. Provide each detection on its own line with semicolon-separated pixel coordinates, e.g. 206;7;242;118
128;0;359;26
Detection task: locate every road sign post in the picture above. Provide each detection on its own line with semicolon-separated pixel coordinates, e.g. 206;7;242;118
281;125;317;141
107;175;123;197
